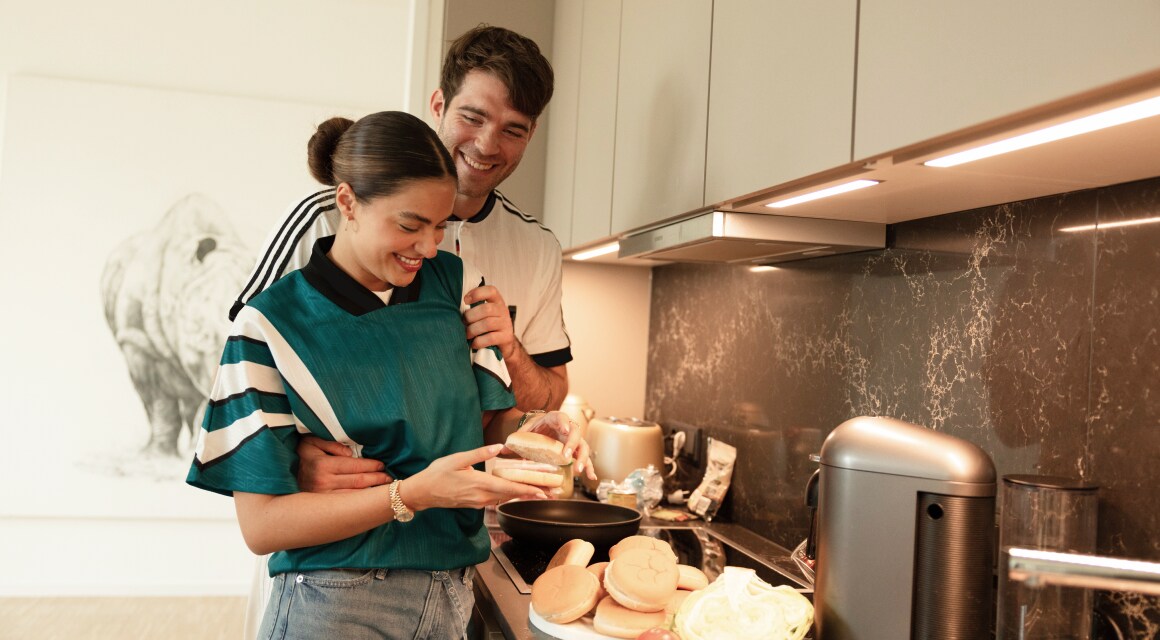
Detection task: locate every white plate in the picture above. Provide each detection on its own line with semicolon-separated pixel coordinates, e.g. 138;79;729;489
528;604;619;640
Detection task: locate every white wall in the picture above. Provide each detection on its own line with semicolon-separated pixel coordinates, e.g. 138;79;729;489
0;0;655;598
0;0;421;597
561;262;652;420
439;0;555;219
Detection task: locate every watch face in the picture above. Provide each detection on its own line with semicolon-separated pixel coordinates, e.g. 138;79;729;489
397;510;414;523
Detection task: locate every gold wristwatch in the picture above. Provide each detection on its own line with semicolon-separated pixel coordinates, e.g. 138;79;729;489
389;480;414;523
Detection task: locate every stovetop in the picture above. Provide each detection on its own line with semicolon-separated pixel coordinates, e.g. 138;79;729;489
488;525;809;595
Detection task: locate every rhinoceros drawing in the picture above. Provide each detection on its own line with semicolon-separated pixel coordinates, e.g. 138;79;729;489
101;194;251;457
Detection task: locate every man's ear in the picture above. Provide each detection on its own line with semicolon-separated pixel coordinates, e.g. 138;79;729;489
429;88;446;123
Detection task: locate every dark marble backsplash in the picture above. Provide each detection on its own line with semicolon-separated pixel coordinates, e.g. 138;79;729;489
645;176;1160;636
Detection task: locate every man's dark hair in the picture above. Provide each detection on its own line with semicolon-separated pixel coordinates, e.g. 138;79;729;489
440;24;554;121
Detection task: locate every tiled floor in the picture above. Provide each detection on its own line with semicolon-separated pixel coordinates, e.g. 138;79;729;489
0;597;246;639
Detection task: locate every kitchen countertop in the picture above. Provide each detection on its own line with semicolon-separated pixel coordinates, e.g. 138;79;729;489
473;504;811;640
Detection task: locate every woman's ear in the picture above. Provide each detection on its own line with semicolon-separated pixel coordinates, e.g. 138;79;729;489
335;182;356;217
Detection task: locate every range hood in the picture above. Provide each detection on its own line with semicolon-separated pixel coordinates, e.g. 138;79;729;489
617;210;885;264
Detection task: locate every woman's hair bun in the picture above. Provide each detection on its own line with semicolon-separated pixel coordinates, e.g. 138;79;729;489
307;117;355;185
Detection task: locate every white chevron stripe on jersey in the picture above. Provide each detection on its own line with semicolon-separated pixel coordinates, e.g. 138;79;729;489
234;305;365;458
472;347;511;388
195;408;295;465
213;360;287;401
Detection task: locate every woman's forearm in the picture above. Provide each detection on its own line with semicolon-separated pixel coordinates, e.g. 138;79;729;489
234;486;395;555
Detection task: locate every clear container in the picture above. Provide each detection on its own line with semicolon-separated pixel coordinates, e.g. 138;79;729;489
490;457;573;499
608;486;638;509
997;474;1099;640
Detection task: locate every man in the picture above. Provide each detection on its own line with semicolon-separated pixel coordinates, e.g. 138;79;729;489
232;25;570;491
231;25;570;637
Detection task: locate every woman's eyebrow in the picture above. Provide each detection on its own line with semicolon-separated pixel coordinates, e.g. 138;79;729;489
400;211;435;225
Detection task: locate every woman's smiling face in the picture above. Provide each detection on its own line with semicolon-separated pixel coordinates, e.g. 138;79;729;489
334;177;457;291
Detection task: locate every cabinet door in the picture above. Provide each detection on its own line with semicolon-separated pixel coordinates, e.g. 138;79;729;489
856;0;1160;160
541;0;584;248
705;0;858;206
570;0;622;247
611;0;712;234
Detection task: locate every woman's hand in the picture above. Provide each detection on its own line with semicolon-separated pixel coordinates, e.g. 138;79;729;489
517;411;597;482
400;444;549;511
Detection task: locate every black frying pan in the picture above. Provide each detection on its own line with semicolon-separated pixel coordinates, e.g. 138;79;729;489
496;500;641;549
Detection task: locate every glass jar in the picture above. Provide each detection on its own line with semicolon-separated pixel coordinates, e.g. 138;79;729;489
608;486;638;509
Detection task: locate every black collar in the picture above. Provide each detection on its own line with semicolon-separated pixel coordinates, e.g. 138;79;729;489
450;191;497;223
301;236;422;316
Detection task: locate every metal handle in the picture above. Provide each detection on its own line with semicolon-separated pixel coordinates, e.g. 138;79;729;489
1007;547;1160;596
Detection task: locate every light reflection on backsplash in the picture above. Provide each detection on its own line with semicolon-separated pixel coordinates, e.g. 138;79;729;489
646;176;1160;636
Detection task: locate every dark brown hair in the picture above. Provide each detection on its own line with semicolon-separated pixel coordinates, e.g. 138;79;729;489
307;111;456;201
440;24;554;121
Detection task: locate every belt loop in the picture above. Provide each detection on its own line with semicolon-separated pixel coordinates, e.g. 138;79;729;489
374;569;387;580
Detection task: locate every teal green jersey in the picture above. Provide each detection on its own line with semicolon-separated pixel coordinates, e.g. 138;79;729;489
188;241;514;573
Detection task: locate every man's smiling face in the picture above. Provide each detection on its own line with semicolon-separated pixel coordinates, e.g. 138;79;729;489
431;70;536;204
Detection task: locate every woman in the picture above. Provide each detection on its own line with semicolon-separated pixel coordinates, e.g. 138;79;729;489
187;111;590;639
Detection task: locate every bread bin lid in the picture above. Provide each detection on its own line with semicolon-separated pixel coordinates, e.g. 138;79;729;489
820;416;995;484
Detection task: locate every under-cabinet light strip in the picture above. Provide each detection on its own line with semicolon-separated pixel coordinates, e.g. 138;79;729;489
925;95;1160;168
571;242;620;261
765;179;881;209
1059;216;1160;233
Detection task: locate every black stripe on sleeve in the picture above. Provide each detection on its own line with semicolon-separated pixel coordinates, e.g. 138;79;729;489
230;190;334;320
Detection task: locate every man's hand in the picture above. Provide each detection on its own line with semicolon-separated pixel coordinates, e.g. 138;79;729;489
462;284;517;360
296;435;391;492
462;284;569;411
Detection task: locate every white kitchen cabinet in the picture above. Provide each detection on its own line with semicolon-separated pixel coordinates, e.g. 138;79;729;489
610;0;712;234
543;0;621;250
570;0;621;247
541;0;584;248
705;0;858;206
855;0;1160;160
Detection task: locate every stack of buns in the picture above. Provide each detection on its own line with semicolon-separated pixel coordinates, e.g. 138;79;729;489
492;431;569;488
529;534;712;639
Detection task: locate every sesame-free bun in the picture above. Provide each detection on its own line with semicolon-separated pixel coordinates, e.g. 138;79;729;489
587;561;610;604
492;466;564;488
505;430;569;465
547;539;596;571
664;589;692;627
608;535;678;562
603;548;679;612
593;596;667;639
530;565;600;624
676;564;710;591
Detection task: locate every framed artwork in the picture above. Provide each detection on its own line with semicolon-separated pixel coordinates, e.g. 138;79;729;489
0;75;364;519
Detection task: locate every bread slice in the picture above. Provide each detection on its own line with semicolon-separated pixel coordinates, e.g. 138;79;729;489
603;548;679;612
531;565;600;624
676;564;709;590
593;596;666;639
492;466;564;488
609;535;678;562
505;430;569;465
547;539;596;571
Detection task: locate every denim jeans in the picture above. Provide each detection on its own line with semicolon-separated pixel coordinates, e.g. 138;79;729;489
257;566;476;640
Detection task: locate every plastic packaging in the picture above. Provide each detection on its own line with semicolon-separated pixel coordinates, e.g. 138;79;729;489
596;479;616;502
687;438;737;521
626;464;664;512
